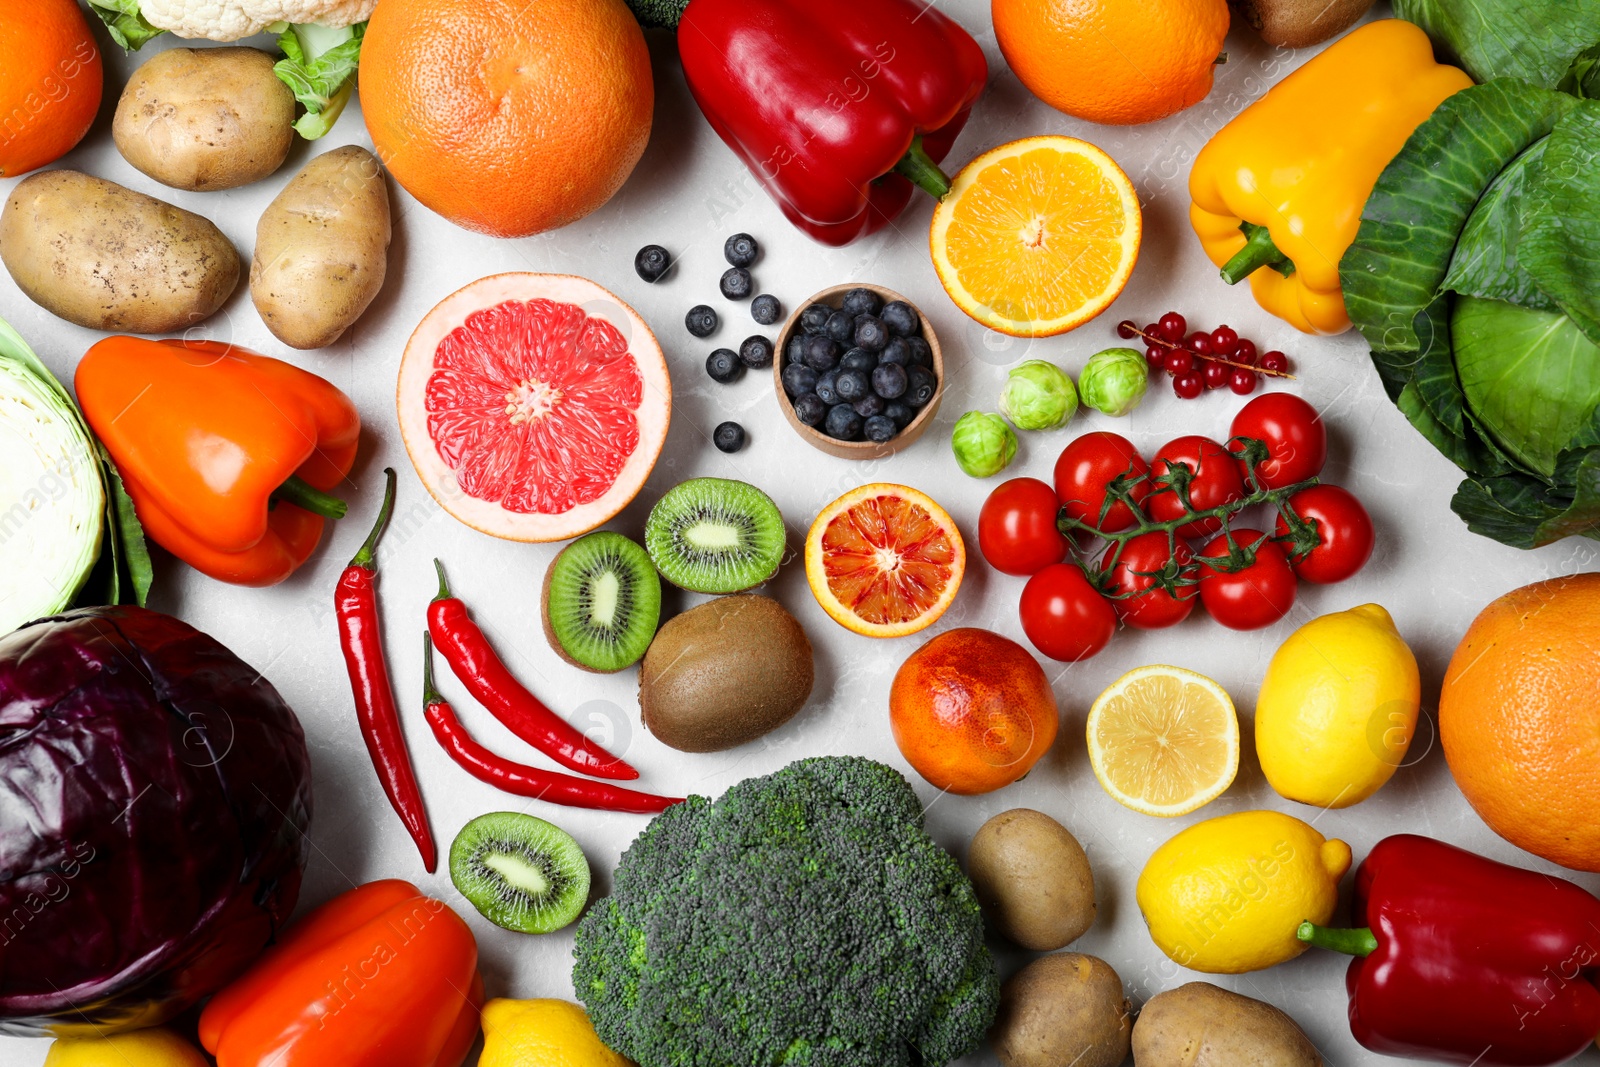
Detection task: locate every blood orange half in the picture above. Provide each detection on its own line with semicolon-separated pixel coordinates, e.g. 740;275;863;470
804;483;966;638
397;274;671;541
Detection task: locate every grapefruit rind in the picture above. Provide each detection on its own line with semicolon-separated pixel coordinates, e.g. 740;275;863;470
397;273;670;542
804;483;966;639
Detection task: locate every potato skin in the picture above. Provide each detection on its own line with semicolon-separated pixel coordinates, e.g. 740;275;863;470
992;953;1131;1067
1133;982;1322;1066
968;808;1095;950
0;170;239;333
251;146;392;349
114;47;295;192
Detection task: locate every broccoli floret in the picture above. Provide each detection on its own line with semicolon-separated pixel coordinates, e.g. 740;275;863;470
573;757;1000;1067
622;0;690;29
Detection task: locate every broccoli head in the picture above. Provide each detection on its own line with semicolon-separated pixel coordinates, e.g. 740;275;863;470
573;756;1000;1067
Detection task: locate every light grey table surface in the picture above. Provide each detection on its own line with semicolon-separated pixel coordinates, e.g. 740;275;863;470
4;4;1597;1064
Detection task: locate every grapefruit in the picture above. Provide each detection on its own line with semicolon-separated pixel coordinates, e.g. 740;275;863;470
397;274;670;542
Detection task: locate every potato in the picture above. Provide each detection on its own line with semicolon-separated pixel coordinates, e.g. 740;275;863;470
968;808;1095;950
991;953;1131;1067
251;146;391;350
1133;982;1322;1066
114;47;295;192
0;170;240;333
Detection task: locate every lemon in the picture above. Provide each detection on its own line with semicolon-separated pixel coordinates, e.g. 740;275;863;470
1136;810;1351;974
1256;604;1420;808
1086;665;1239;817
44;1028;207;1067
479;998;634;1067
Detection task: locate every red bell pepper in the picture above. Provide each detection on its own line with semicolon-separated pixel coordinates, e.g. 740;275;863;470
648;0;986;245
1298;835;1600;1066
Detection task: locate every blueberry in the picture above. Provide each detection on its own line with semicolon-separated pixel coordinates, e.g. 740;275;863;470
853;315;889;352
686;305;718;338
799;303;832;334
880;300;919;336
705;348;742;383
790;391;825;425
784;333;807;365
835;369;868;402
884;401;915;428
864;415;898;443
723;232;759;268
879;337;911;366
840;287;882;316
751;294;781;325
738;335;773;368
823;310;854;343
838;348;877;375
824;403;864;440
815;369;841;405
713;421;746;452
853;393;885;418
905;365;937;407
634;244;672;283
905;335;933;367
792;392;827;426
871;363;907;399
720;267;753;301
802;335;839;372
782;363;817;398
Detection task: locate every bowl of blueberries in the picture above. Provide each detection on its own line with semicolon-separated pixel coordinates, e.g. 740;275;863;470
775;284;943;459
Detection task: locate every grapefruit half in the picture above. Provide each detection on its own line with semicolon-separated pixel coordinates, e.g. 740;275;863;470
397;273;671;541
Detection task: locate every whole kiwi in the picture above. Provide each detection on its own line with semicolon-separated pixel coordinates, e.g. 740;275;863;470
638;595;814;752
1230;0;1375;48
992;953;1132;1067
967;808;1095;950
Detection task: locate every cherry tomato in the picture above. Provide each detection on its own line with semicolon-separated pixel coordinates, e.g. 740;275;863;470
1054;432;1150;532
1148;436;1246;539
1100;532;1196;629
979;477;1070;576
1229;394;1327;489
1196;528;1297;630
1019;563;1116;662
1275;484;1374;583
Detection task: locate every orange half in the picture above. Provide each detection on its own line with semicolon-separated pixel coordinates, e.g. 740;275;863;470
805;484;965;638
931;136;1141;337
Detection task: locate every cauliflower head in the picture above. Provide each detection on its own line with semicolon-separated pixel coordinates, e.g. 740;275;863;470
140;0;377;41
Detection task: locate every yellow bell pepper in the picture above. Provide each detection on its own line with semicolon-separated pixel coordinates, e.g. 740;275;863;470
1188;20;1472;335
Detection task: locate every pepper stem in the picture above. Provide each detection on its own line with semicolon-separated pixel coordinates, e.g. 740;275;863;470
894;136;952;200
433;558;452;602
1296;922;1378;957
422;632;443;706
272;474;348;519
347;468;397;570
1220;221;1296;285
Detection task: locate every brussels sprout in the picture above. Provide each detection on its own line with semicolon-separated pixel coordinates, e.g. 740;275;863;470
951;411;1018;478
1079;347;1149;417
999;359;1078;431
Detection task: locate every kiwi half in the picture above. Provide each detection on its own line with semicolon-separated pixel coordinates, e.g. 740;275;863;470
644;477;786;593
542;531;661;673
449;812;591;934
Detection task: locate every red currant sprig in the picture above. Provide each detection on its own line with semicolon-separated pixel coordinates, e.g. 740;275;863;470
1117;315;1293;400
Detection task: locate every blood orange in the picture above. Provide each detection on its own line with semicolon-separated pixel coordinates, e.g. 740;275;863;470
397;274;671;541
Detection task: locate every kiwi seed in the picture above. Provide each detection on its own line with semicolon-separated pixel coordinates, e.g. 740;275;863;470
644;477;786;593
449;812;591;934
542;531;661;673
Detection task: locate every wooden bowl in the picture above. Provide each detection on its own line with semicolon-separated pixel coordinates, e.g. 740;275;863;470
772;283;945;460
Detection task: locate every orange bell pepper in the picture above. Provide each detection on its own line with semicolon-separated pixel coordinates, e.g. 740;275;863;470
199;880;483;1067
75;337;360;586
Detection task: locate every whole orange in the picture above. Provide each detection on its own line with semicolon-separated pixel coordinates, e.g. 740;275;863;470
993;0;1229;126
360;0;653;238
0;0;103;178
890;628;1059;795
1440;573;1600;872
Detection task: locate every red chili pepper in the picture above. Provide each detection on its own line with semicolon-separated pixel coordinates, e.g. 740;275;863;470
422;635;680;815
1299;834;1600;1066
335;468;436;871
667;0;988;245
427;560;638;781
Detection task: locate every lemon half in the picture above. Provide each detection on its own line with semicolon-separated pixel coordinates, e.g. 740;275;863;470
1087;665;1239;817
